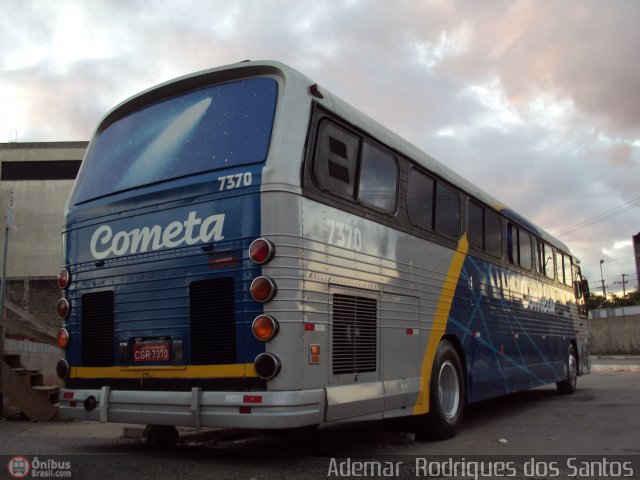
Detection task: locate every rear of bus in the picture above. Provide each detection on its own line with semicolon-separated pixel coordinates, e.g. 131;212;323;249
57;62;324;429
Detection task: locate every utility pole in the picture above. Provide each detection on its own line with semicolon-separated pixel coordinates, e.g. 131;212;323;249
0;187;17;418
599;259;606;298
620;274;628;297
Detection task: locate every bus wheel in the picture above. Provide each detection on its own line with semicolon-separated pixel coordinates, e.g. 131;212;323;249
556;344;577;395
143;425;179;448
417;339;465;440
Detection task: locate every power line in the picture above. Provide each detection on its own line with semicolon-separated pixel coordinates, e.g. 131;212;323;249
553;196;640;237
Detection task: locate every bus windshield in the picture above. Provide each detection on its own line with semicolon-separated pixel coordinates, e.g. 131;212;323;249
71;77;278;204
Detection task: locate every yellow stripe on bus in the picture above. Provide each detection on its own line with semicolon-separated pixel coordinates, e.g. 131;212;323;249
70;363;257;379
413;234;469;415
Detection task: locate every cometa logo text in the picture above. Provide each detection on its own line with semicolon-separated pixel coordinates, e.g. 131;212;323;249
90;211;225;260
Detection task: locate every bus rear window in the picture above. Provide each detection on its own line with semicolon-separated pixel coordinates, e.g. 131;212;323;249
71;77;278;204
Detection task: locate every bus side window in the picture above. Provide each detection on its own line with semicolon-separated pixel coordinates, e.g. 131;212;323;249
519;231;532;270
407;169;435;231
547;246;556;280
556;251;565;284
357;141;398;214
485;209;502;258
314;121;360;201
468;200;484;249
564;255;573;286
469;201;501;258
536;240;545;276
434;181;460;238
507;223;516;263
539;243;555;280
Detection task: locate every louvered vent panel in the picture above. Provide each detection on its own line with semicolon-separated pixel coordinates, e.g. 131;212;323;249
81;291;115;366
190;278;236;365
332;294;377;374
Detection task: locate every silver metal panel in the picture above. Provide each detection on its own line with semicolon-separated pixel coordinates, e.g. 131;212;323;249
325;382;386;422
59;388;326;429
383;377;422;411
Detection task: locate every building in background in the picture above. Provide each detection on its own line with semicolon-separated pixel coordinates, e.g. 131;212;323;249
0;141;87;384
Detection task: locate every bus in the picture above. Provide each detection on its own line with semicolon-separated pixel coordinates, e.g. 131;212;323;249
56;60;591;443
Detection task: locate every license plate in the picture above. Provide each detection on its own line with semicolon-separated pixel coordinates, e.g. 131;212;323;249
132;342;170;362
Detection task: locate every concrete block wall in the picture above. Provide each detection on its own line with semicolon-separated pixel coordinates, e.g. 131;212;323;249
587;314;640;355
6;278;61;330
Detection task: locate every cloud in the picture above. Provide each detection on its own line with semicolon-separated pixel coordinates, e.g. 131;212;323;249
0;0;638;288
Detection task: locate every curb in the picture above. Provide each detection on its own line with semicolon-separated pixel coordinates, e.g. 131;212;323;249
591;364;640;373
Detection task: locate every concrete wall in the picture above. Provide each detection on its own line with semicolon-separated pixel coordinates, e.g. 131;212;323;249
0;142;86;278
590;305;640;319
588;314;640;355
0;142;87;333
7;278;61;330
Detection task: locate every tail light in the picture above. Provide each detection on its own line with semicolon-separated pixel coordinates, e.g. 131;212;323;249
254;353;281;380
57;267;71;289
252;315;279;341
57;328;70;349
249;238;275;265
56;298;70;318
250;276;277;303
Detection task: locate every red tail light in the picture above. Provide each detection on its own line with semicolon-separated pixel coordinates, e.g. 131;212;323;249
57;268;70;289
250;276;277;303
57;298;70;318
249;238;275;265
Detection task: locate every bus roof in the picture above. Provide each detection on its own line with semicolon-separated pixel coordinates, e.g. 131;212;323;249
90;59;573;256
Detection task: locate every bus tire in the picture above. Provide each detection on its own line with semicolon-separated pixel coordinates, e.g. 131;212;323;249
417;339;465;440
556;344;577;395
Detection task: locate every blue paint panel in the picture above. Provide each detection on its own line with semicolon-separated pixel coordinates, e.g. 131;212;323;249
63;166;270;370
447;254;576;403
63;181;267;368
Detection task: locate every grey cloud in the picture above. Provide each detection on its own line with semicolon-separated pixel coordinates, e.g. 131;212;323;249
1;0;638;289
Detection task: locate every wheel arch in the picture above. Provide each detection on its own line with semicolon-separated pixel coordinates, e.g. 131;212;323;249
570;338;580;375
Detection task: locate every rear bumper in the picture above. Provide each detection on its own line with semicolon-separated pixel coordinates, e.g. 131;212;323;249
59;387;325;429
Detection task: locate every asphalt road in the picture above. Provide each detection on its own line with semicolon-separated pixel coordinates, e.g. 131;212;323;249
1;359;639;479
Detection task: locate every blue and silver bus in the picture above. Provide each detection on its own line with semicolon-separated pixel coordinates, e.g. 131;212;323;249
57;60;590;442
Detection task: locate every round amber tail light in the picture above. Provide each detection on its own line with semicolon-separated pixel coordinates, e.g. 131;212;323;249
57;328;70;349
252;315;279;341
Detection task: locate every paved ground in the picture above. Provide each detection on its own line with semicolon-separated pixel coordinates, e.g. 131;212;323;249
1;358;639;479
590;355;640;372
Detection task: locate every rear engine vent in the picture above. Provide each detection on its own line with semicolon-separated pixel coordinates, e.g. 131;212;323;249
190;278;236;365
81;291;115;366
332;294;377;374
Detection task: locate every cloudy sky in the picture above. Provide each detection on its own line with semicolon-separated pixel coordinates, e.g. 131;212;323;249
1;0;638;293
